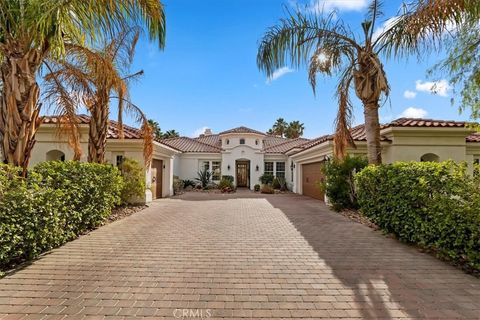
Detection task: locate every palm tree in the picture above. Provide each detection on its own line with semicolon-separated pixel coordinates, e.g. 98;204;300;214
0;0;165;173
380;0;480;119
257;1;390;164
271;118;288;137
162;130;180;139
44;27;153;165
285;121;305;139
148;119;163;140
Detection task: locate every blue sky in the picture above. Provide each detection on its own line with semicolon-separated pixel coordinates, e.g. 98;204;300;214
125;0;468;139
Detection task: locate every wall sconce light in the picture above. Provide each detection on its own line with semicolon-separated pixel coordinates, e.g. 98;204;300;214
290;163;295;170
227;165;231;170
256;165;259;171
163;164;166;169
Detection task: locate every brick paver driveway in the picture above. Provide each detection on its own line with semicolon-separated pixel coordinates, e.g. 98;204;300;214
1;193;480;319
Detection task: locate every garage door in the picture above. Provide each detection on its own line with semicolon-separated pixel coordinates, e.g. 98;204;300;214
302;162;325;200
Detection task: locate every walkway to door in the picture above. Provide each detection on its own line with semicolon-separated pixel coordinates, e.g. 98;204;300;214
0;193;479;318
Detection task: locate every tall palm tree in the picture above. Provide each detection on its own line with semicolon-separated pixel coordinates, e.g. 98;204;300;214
285;120;305;139
0;0;165;173
271;118;289;137
44;27;153;166
162;130;180;139
148;119;163;140
257;1;390;164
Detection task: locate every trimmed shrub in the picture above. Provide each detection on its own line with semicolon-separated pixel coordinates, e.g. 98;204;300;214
218;177;234;190
221;175;234;183
173;177;184;195
259;173;274;185
260;185;275;194
0;161;123;270
321;155;368;211
119;158;145;204
254;184;260;192
356;161;480;271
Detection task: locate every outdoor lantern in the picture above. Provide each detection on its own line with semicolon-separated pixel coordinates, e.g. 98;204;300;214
256;165;259;171
227;165;231;170
290;163;295;170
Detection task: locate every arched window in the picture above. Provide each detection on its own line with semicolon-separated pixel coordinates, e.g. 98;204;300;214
46;150;66;162
226;139;230;145
420;153;440;162
239;138;245;145
255;139;259;145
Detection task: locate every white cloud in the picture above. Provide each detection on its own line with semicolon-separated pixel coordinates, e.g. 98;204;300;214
399;107;428;119
415;79;451;97
308;0;368;12
266;67;294;84
403;90;417;99
192;126;209;137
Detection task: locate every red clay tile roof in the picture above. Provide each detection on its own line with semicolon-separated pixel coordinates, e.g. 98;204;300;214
290;118;479;154
263;137;309;153
387;118;467;128
219;126;266;136
467;133;480;142
194;135;222;148
42;114;143;139
160;137;223;153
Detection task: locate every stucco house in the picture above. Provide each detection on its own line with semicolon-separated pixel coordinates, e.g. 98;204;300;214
29;116;480;202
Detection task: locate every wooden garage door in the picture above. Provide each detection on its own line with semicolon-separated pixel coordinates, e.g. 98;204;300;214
152;159;163;199
302;162;325;200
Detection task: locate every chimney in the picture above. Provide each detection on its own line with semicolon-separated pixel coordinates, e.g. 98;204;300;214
204;128;212;136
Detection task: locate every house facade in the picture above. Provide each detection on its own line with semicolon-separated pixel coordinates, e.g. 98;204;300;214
28;116;480;202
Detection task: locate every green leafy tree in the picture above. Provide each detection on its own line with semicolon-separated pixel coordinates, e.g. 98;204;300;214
0;0;166;174
258;1;393;164
285;120;305;138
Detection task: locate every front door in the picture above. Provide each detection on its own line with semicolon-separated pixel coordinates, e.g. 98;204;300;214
152;159;163;199
236;161;249;187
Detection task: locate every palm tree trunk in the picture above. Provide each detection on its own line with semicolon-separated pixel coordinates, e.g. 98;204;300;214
363;102;382;165
0;48;43;174
88;103;109;163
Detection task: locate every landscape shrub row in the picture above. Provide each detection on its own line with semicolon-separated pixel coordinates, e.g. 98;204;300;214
0;161;123;271
355;161;480;271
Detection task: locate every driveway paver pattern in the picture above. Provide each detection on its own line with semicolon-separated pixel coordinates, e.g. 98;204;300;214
0;192;479;319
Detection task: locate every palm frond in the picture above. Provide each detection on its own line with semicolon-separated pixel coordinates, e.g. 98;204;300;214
377;0;479;58
257;9;360;78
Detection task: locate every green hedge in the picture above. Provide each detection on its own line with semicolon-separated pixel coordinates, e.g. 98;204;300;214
321;155;368;211
0;161;123;270
356;161;480;271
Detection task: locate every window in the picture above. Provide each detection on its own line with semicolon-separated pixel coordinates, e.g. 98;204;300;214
46;150;65;162
276;162;286;178
202;161;210;171
264;162;274;175
420;153;439;162
116;155;124;167
474;158;480;165
212;161;221;181
240;138;245;145
226;139;230;145
255;139;259;145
